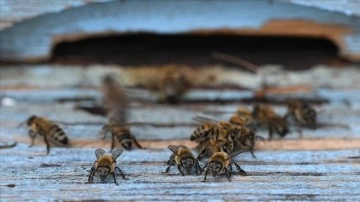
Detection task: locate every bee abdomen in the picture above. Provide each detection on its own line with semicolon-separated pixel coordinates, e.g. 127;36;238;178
117;133;133;150
49;125;68;145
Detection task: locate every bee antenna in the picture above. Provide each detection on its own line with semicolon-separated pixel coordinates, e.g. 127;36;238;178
255;135;265;141
16;120;26;128
228;147;250;159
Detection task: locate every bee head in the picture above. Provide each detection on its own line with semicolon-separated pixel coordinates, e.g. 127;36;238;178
229;132;237;141
180;156;195;174
221;144;233;154
102;74;116;85
208;161;223;177
27;115;37;126
97;166;111;181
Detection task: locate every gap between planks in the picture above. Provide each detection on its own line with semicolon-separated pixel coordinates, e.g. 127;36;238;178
8;136;360;151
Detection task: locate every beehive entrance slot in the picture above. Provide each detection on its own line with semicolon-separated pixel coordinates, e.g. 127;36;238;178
51;33;340;69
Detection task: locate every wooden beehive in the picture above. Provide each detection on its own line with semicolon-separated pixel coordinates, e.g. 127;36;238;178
0;0;359;201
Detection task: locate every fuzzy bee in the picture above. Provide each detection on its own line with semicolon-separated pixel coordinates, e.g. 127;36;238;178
229;107;253;126
190;116;233;144
230;126;264;158
196;139;234;160
164;145;202;175
102;74;128;125
21;115;69;154
252;104;289;140
192;116;261;157
101;124;142;151
284;100;317;136
201;149;248;182
88;148;128;185
153;67;191;104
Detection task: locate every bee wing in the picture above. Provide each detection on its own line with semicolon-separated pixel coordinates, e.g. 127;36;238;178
229;147;250;159
192;115;219;125
111;149;123;160
95;148;106;159
168;145;181;154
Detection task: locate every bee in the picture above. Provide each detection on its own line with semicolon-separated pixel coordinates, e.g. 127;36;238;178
164;145;202;175
229;108;253;126
252;104;289;140
152;67;191;104
197;139;234;160
230;126;264;158
190;121;220;143
201;149;248;182
192;116;261;158
101;124;142;151
23;115;69;154
102;74;128;125
88;148;128;185
284;100;317;136
190;116;232;143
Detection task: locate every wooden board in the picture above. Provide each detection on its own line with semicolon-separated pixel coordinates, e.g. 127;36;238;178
0;65;359;201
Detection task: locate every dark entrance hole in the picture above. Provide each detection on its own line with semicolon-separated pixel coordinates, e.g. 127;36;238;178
51;33;340;70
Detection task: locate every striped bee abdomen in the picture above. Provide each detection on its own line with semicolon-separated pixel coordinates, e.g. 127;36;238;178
48;125;68;145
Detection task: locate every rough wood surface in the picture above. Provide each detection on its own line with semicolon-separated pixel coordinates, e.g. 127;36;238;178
0;65;359;201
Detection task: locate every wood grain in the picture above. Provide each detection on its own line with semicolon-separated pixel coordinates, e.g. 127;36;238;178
0;65;359;201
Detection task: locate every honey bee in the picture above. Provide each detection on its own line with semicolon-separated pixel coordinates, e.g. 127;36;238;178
197;139;234;160
192;116;261;158
284;100;317;136
201;149;248;182
152;67;191;104
23;115;69;154
229;108;253;126
101;124;142;151
164;145;202;175
252;104;289;140
88;148;128;185
190;116;232;143
230;126;264;158
102;74;128;125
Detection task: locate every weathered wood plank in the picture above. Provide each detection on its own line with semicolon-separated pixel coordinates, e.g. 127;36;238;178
0;64;359;201
0;147;359;201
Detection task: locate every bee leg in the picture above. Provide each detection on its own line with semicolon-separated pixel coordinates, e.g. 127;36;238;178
224;167;231;182
115;167;128;180
28;130;36;147
268;126;273;141
110;133;116;151
296;123;303;138
201;169;209;182
177;165;185;176
249;146;256;158
88;167;96;183
163;165;172;173
41;131;50;155
196;148;207;161
228;164;233;178
132;135;143;149
233;162;246;176
100;125;110;139
195;160;202;175
112;172;119;185
200;163;208;174
163;158;175;173
283;112;290;122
